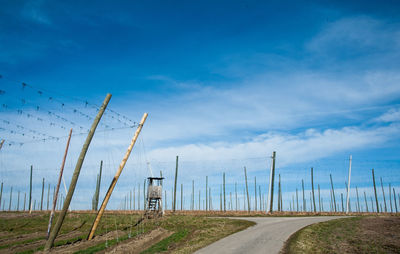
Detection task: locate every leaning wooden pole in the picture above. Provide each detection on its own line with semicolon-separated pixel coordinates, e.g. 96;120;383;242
46;129;72;239
372;168;379;213
87;112;147;240
0;139;4;150
380;177;387;212
330;174;337;212
45;94;111;250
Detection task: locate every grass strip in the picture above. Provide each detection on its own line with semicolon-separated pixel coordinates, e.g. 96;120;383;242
140;229;189;254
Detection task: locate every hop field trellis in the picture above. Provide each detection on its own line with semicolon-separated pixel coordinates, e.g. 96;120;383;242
0;74;399;216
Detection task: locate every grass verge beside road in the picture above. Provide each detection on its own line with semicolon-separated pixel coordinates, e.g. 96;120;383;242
283;216;400;254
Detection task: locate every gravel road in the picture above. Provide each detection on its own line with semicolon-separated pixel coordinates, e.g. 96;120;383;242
195;216;342;254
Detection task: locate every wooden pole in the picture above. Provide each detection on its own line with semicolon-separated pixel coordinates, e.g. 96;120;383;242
206;176;208;211
29;165;32;212
41;178;45;211
346;155;352;214
372;169;379;213
278;175;281;212
268;151;276;213
181;183;183;210
143;179;146;210
244;167;250;213
46;128;72;239
318;184;321;212
364;191;368;213
87;112;147;240
173;156;178;212
311;167;316;212
0;139;4;150
235;182;238;211
17;190;20;211
296;188;299;212
94;160;103;211
254;176;257;211
24;193;26;211
47;184;50;210
8;186;12;211
259;185;262;211
302;179;305;212
393;188;398;213
45;94;111;250
341;193;344;212
356;186;360;213
330;174;337;212
389;183;392;213
0;182;3;210
380;177;387;212
223;172;226;212
192;180;194;210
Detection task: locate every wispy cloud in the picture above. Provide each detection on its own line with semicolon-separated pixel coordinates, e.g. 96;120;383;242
21;0;51;25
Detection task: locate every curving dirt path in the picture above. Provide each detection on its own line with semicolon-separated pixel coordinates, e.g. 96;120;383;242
195;216;343;254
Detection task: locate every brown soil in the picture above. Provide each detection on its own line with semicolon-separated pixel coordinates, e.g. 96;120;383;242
355;216;400;253
103;228;173;254
1;230;83;254
42;230;125;254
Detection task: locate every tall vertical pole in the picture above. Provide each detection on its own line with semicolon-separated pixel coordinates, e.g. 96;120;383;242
206;176;208;211
173;156;178;212
254;176;257;211
29;165;33;212
356;186;360;213
318;184;321;212
143;179;146;210
311;168;316;212
278;175;281;212
341;193;344;212
380;177;387;212
223;172;226;212
8;186;12;211
45;94;111;250
181;183;183;210
41;178;45;211
393;188;398;213
372;169;379;213
17;190;20;211
192;180;194;210
235;182;238;211
302;179;305;212
259;185;262;211
296;188;299;212
346;155;352;214
330;174;337;212
47;184;50;210
389;184;392;213
0;182;3;210
244;167;250;213
94;160;103;211
24;193;26;211
268;151;276;213
198;190;200;210
46;128;72;239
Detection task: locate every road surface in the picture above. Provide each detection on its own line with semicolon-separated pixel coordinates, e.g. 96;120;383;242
195;216;342;254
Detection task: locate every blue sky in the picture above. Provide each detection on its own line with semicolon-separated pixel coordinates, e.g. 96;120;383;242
0;0;400;211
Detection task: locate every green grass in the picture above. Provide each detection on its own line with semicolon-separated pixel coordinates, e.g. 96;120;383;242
141;229;188;254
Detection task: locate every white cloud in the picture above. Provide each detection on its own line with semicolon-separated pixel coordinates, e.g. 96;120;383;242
375;107;400;123
21;0;51;25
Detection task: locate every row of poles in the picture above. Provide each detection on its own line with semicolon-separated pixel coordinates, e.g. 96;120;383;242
111;153;399;214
